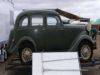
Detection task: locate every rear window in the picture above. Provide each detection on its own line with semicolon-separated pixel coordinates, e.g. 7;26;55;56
19;16;28;27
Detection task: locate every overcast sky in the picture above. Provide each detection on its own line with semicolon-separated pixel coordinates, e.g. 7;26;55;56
0;0;100;20
11;0;100;20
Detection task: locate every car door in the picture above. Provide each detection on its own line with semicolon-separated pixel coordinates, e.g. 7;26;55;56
44;15;65;52
28;14;46;51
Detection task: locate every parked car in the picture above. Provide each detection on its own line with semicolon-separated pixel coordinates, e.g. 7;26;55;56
6;9;96;63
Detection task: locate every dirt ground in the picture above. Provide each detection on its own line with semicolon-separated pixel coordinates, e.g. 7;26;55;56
0;62;6;75
93;35;100;58
0;35;100;75
82;35;100;75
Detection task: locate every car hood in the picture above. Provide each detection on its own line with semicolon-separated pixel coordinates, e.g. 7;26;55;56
64;24;87;29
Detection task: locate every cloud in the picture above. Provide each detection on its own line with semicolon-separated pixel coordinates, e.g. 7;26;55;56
13;0;100;19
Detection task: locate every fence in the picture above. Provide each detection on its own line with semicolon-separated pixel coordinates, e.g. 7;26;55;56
32;52;82;75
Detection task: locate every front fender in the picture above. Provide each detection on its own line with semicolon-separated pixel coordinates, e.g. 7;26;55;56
69;35;94;52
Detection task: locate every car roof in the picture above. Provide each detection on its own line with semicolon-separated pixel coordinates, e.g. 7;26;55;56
18;9;58;16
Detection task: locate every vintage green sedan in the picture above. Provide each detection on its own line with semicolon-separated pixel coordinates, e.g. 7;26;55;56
7;9;96;63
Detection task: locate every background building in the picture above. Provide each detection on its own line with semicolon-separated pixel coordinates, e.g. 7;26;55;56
91;19;100;31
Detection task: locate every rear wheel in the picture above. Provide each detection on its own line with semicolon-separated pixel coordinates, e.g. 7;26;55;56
19;43;33;64
78;42;93;62
21;47;32;63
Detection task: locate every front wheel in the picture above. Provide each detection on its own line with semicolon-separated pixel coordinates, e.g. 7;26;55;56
78;43;93;62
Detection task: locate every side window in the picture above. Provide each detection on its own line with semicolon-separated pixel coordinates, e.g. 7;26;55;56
32;16;43;26
47;16;58;26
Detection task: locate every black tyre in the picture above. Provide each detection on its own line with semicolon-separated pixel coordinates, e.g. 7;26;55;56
19;44;33;64
78;42;93;62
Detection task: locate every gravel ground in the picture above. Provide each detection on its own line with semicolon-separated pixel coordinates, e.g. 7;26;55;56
0;35;100;75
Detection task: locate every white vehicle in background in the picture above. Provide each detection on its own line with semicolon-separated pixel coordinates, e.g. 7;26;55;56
0;44;7;62
0;2;14;61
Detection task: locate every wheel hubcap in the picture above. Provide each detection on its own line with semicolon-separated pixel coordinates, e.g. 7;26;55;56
22;48;32;63
81;45;91;60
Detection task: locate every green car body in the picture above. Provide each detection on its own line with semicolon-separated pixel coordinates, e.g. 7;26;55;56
7;10;96;62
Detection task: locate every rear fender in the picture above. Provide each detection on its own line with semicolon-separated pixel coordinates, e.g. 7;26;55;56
9;36;37;54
